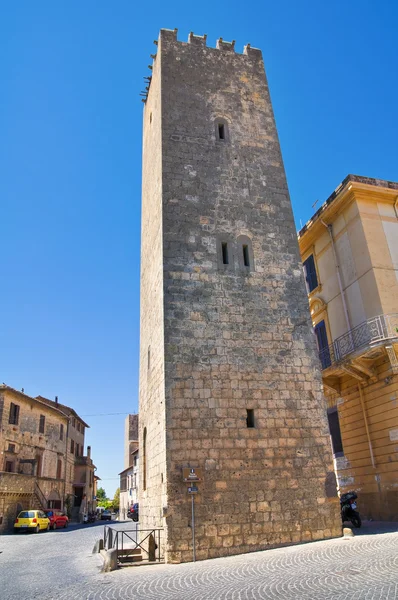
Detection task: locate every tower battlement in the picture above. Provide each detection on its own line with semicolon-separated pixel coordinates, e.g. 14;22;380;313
141;29;263;102
158;27;262;58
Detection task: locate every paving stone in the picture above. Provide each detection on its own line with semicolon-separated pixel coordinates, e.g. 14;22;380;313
1;521;397;599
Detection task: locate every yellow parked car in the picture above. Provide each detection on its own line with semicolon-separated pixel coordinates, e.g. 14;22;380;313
14;510;50;533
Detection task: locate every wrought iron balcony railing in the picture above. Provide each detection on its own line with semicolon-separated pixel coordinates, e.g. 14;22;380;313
318;313;398;370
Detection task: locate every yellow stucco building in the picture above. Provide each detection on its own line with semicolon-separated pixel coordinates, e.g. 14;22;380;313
298;174;398;521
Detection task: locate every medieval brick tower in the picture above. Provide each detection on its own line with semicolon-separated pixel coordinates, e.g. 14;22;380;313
139;28;341;563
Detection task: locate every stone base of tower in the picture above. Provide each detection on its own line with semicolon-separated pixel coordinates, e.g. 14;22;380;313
161;498;341;563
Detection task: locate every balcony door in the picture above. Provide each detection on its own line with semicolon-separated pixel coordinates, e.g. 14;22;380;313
314;320;331;369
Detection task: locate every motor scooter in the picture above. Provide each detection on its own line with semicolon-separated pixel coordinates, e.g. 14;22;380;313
83;512;97;524
340;491;361;528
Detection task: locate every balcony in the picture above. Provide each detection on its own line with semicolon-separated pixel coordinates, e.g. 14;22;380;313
319;314;398;386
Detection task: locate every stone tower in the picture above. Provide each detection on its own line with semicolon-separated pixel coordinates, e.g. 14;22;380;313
139;28;341;563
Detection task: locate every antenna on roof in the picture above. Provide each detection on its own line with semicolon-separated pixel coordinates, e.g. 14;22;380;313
312;199;319;210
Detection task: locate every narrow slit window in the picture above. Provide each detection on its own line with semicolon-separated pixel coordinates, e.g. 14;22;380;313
221;242;229;265
218;123;225;140
39;415;45;434
148;346;151;371
243;244;250;267
246;409;255;428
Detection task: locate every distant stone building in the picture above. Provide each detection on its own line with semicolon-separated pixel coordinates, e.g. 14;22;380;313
37;395;96;519
120;414;139;519
0;385;97;531
124;414;138;469
119;449;139;520
138;28;341;563
298;175;398;520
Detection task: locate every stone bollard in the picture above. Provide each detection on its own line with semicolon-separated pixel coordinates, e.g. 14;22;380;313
92;539;104;554
148;534;158;562
343;527;355;538
102;549;118;572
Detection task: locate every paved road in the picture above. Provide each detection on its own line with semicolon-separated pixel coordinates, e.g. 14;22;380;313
1;521;397;599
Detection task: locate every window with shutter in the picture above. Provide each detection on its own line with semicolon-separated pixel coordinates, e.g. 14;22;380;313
314;320;331;369
303;254;318;293
327;408;344;456
9;403;20;425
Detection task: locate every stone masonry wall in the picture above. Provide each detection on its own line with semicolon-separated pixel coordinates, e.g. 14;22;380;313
138;38;168;536
0;472;34;532
0;388;70;524
140;29;341;563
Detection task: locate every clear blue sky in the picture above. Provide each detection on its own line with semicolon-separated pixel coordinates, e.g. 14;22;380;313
1;1;397;497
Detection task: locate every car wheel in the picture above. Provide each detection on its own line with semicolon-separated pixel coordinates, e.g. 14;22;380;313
35;525;40;534
46;524;50;532
52;522;57;530
64;521;68;528
14;528;19;534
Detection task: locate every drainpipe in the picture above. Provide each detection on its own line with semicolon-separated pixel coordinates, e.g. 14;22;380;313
321;220;352;345
358;384;376;469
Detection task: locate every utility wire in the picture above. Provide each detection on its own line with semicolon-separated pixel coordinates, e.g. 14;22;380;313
80;412;137;417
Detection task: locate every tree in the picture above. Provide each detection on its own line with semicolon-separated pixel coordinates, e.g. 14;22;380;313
112;488;120;511
96;487;108;507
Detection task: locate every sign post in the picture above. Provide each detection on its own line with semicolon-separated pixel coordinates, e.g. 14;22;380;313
183;468;202;563
191;493;196;562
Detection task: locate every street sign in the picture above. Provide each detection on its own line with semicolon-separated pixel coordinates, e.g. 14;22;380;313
188;486;198;494
183;467;203;482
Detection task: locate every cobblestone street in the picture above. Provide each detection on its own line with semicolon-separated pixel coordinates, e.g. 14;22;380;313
1;521;397;599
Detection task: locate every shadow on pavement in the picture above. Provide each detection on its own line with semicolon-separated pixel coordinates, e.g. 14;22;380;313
350;520;398;536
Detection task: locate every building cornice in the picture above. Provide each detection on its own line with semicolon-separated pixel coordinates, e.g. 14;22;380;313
298;174;398;253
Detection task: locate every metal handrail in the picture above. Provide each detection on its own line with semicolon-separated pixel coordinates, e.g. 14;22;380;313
319;313;398;370
103;525;163;563
34;481;47;510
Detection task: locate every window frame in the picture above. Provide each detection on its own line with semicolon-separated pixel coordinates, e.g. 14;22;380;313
237;235;254;272
314;319;332;369
246;409;255;428
221;242;229;265
327;406;344;457
9;403;20;425
302;253;320;294
214;117;230;143
39;414;45;434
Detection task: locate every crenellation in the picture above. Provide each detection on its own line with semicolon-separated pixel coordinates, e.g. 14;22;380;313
216;37;236;52
188;32;207;46
157;28;260;58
